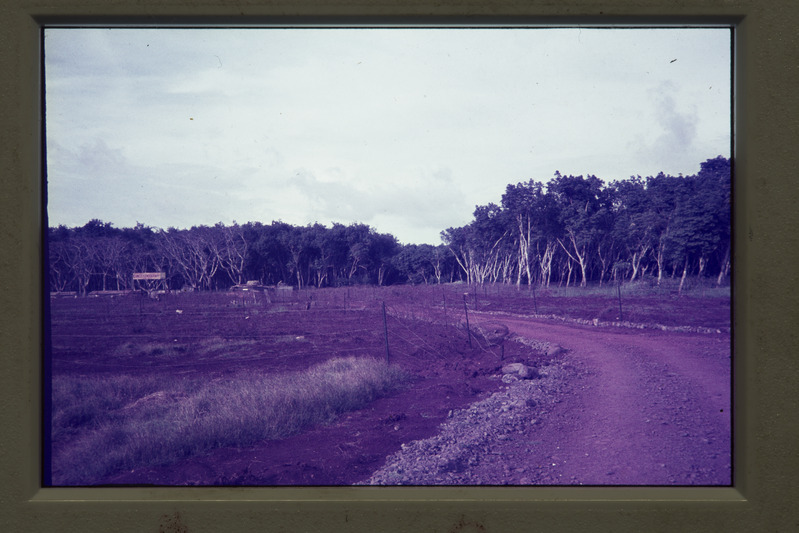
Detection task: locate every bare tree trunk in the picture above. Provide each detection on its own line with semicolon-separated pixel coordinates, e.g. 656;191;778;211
678;256;689;296
431;253;443;284
596;242;608;287
516;214;531;288
539;240;555;288
557;232;587;288
566;260;573;287
377;264;387;286
698;255;707;279
716;246;731;286
448;246;471;285
654;218;671;286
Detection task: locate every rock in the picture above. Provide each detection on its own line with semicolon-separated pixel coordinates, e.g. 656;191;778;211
501;363;539;379
502;363;526;374
517;365;539;380
477;322;510;346
545;344;565;357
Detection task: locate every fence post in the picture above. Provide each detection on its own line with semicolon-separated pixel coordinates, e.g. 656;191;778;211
617;282;623;322
532;285;538;314
382;301;390;364
463;294;473;348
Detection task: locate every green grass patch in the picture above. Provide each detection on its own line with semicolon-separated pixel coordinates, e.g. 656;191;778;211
51;356;410;485
540;277;730;299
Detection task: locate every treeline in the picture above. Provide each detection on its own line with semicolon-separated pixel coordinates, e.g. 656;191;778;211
443;156;731;290
47;221;414;294
47;156;730;295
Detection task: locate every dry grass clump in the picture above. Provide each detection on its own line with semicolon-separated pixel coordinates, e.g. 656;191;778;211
191;337;260;359
51;356;409;485
110;337;260;361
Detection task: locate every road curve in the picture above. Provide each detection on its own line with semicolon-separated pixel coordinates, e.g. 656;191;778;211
473;314;732;486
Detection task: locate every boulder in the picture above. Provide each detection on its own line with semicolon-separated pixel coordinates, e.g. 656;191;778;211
501;363;526;374
477;322;510;346
544;344;565;356
517;365;539;379
501;363;539;380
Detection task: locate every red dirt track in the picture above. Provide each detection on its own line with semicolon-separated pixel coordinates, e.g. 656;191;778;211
467;314;731;485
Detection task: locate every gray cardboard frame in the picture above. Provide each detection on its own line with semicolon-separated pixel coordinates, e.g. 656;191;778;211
1;1;796;531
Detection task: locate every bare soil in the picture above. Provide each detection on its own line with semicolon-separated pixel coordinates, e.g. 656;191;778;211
48;284;731;486
363;314;731;485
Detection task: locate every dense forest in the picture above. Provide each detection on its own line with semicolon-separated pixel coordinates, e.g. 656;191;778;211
47;156;731;295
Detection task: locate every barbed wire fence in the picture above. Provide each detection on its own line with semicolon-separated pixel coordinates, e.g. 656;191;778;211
49;281;729;372
51;286;513;371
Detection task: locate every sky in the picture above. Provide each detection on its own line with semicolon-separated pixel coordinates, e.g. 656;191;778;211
44;27;731;245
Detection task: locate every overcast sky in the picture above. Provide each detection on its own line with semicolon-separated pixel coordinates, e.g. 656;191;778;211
44;27;731;245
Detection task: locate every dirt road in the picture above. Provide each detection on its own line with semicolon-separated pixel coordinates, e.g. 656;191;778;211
367;314;732;486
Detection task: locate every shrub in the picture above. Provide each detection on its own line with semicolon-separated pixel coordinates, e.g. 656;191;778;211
51;356;409;485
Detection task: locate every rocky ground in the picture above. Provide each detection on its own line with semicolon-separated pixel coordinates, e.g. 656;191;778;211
363;314;731;486
361;356;575;485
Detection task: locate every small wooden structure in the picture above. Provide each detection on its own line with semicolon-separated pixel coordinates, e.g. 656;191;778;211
132;272;167;296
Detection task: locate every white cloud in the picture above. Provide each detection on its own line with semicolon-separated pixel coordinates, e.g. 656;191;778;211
45;27;731;243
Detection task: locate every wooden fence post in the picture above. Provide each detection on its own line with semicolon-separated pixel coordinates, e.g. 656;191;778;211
382;301;390;364
463;294;472;348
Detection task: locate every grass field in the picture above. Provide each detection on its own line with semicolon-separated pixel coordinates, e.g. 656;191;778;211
51;356;409;485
